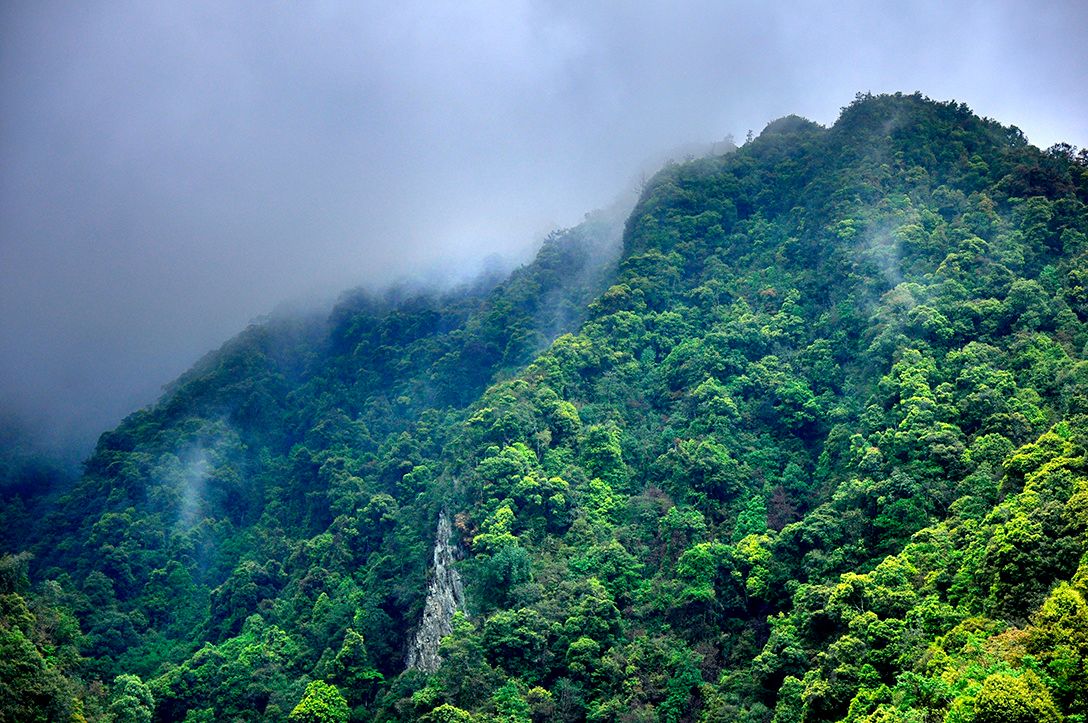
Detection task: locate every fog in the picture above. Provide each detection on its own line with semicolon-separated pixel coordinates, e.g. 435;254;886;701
2;1;1086;459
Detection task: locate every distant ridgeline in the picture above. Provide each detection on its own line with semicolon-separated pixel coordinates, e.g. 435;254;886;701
3;92;1088;722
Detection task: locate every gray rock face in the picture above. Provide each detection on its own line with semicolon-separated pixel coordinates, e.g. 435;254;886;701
406;510;465;672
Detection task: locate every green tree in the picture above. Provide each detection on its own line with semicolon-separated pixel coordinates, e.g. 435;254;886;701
329;629;383;706
421;703;476;722
971;671;1062;723
108;674;154;723
288;680;349;723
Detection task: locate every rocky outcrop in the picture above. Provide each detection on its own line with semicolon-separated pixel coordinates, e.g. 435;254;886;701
405;510;465;672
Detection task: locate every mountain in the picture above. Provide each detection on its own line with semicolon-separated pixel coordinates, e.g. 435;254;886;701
2;92;1088;722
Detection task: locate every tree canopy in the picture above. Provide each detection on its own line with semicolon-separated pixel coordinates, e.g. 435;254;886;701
3;92;1088;722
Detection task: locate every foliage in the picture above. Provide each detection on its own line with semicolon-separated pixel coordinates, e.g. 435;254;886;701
289;681;349;723
4;92;1088;722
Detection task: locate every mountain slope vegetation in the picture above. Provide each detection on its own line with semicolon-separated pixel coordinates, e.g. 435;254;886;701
3;92;1088;723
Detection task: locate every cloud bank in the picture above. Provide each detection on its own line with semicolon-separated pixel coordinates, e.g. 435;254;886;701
2;0;1086;456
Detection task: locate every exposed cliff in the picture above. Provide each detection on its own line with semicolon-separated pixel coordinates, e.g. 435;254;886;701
405;510;465;673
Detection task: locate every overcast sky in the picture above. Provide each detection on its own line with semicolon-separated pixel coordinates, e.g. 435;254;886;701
2;0;1087;458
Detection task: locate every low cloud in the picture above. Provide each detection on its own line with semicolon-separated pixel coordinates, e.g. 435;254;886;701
1;1;1086;457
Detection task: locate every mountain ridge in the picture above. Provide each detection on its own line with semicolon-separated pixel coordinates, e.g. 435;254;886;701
2;92;1088;722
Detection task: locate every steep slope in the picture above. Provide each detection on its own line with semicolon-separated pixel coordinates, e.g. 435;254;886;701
1;209;625;720
381;93;1088;722
3;92;1088;723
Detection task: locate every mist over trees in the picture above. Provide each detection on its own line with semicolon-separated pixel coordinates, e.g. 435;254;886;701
2;93;1088;722
3;2;1086;464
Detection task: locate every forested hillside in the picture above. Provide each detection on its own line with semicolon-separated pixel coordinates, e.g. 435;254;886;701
3;92;1088;723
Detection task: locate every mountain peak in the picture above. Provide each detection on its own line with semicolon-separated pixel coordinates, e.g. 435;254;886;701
4;94;1087;722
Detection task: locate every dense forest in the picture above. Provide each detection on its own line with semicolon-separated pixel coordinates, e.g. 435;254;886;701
3;92;1088;722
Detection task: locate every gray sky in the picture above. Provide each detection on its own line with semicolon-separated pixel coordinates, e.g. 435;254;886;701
2;0;1087;457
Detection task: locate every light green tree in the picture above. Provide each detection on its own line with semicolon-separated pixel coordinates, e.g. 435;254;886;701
288;680;349;723
108;674;154;723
